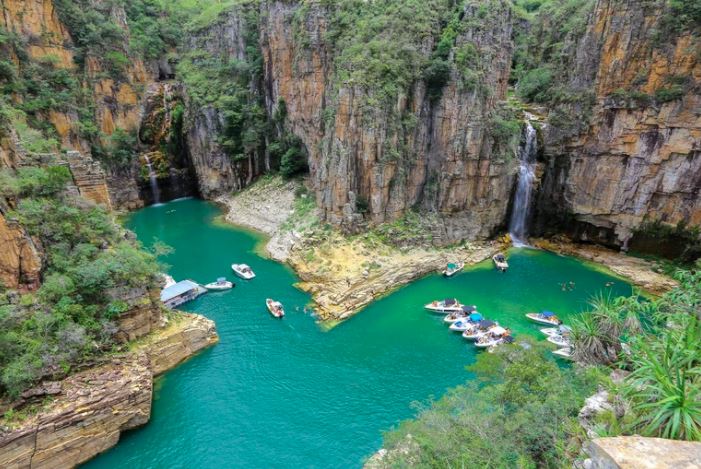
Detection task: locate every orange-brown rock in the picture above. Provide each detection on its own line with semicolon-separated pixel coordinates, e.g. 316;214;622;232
0;210;42;291
0;313;218;469
0;0;74;68
261;1;516;243
536;0;701;249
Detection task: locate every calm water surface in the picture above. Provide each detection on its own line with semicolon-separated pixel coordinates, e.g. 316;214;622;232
86;198;631;468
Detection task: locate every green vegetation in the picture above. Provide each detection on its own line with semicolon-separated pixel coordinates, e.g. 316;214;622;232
0;166;160;398
571;268;701;441
381;341;601;466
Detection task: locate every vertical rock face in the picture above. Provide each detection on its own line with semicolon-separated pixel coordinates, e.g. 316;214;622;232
0;210;42;291
261;1;516;242
535;0;701;248
0;314;219;469
183;10;258;198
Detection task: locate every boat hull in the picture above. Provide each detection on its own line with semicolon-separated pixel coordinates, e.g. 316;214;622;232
546;336;571;347
526;314;561;326
205;281;233;290
425;304;464;313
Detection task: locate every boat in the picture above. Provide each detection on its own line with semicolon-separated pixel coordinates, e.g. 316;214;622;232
552;347;574;360
526;311;563;326
492;253;509;272
266;298;284;318
547;334;572;347
160;273;176;289
204;277;234;290
232;263;256;280
462;320;498;340
443;307;479;323
424;298;464;313
475;328;513;348
540;325;571;337
442;261;465;277
449;319;477;332
160;280;207;309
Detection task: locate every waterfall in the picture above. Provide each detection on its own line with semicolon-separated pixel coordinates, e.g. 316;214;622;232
144;155;161;204
508;117;538;246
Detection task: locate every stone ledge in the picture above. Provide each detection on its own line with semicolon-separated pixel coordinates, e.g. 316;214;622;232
585;436;701;469
0;313;218;469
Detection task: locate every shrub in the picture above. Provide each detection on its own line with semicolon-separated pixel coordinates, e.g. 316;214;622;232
422;58;451;100
517;67;553;102
280;143;307;178
654;85;685;103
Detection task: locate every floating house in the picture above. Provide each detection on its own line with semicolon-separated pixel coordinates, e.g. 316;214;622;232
160;280;206;309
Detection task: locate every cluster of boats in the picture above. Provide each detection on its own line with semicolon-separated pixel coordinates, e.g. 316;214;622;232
440;252;509;278
426;299;514;350
525;311;573;359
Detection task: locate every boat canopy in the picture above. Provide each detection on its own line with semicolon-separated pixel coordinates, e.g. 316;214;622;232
160;280;200;302
447;263;456;269
462;305;477;313
478;320;496;328
217;277;226;282
469;312;483;322
491;326;507;335
444;298;457;306
542;311;556;317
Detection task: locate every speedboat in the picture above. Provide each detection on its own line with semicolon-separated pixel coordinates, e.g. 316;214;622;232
492;253;508;272
540;325;571;337
547;334;571;347
449;319;476;332
443;306;479;323
232;263;256;280
462;320;498;340
442;262;465;277
266;298;284;318
204;277;234;291
475;328;513;348
424;298;464;313
526;311;562;326
160;273;176;289
552;347;574;360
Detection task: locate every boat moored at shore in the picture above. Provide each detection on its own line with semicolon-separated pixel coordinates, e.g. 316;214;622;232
442;262;465;277
492;253;509;272
205;277;234;290
425;298;465;313
526;311;562;326
160;280;207;309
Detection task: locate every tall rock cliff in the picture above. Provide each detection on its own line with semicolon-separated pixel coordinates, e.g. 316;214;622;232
261;0;517;242
533;0;701;253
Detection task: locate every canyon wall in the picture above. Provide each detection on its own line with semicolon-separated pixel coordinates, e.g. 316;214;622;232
261;0;517;242
534;0;701;251
0;314;218;469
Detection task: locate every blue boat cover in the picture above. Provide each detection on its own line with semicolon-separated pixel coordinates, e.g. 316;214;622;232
542;311;555;317
447;263;456;269
469;312;483;321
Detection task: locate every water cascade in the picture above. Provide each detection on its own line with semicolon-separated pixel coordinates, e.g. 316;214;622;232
144;154;161;204
508;116;538;246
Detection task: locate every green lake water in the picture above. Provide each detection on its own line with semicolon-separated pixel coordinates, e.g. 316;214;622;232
85;198;632;468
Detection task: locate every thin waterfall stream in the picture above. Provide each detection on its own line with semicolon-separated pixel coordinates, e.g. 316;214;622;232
144;154;161;204
509;116;538;246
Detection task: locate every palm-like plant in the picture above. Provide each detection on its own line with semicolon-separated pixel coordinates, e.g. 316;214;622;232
570;314;614;365
623;315;701;441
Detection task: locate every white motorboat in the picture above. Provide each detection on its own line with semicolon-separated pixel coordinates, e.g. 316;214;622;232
232;263;256;280
492;253;508;272
547;334;571;347
552;347;574;360
442;262;465;277
424;298;464;313
160;273;176;289
204;277;234;291
449;319;475;332
540;325;571;337
461;320;498;340
443;312;467;323
526;311;562;326
475;329;513;348
266;298;284;318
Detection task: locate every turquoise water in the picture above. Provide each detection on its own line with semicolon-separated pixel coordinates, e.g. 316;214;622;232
86;198;632;468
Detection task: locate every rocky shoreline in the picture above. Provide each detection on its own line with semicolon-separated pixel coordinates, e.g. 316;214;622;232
0;313;218;468
533;238;678;295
